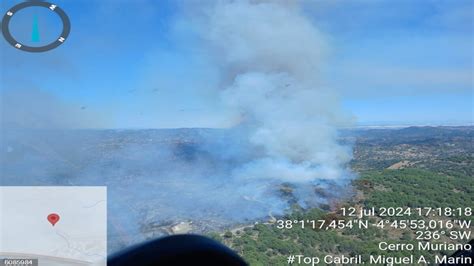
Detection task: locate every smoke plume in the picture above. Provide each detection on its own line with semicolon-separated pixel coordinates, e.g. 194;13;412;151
198;1;353;183
0;1;354;252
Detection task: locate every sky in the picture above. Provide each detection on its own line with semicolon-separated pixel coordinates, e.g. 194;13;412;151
1;0;472;128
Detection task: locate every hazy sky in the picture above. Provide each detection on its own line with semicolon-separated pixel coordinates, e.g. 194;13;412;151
1;0;472;128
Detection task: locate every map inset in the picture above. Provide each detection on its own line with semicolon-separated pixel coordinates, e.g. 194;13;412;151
0;186;106;266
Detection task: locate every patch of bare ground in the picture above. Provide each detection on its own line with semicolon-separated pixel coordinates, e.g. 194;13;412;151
387;160;414;169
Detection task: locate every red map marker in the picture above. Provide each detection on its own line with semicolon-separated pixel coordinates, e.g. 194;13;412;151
47;213;60;226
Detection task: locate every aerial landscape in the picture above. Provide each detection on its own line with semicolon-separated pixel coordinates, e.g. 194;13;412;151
215;126;473;264
1;0;472;265
2;125;472;264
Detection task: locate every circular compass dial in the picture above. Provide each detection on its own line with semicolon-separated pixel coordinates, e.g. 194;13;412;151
1;1;71;52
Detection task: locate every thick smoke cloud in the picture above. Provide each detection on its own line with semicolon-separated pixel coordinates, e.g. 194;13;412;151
196;1;353;183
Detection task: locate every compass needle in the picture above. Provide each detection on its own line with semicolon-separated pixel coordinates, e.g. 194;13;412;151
31;15;40;42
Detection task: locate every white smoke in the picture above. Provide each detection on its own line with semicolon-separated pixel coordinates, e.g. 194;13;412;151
1;1;356;251
197;1;353;183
